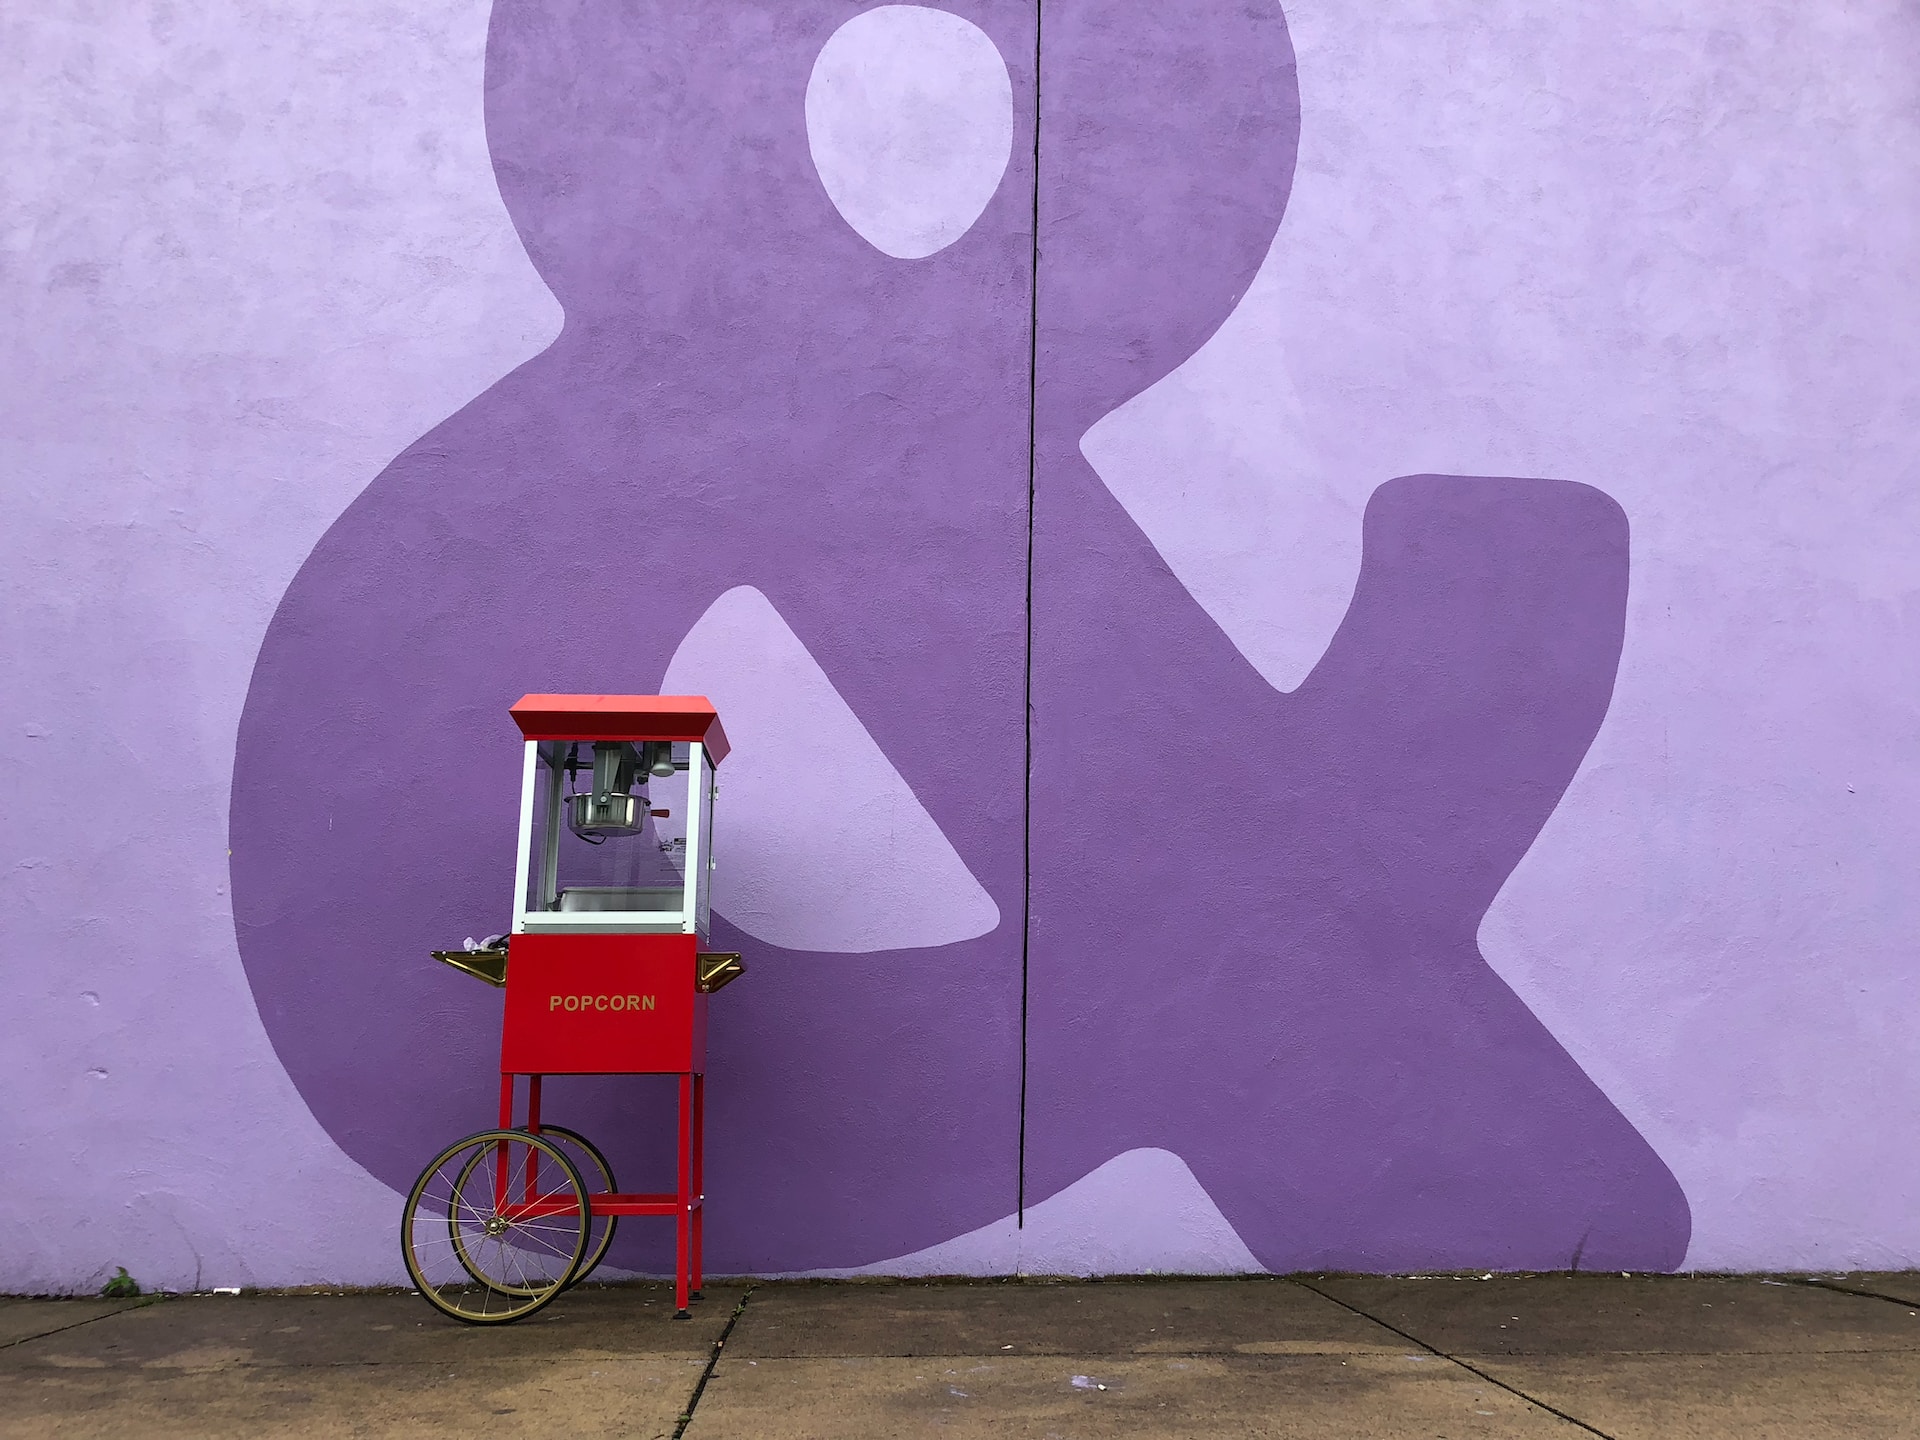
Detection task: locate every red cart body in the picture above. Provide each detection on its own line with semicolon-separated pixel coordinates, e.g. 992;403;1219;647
502;933;707;1075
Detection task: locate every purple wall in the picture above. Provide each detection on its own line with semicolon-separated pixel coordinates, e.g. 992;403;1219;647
6;0;1920;1291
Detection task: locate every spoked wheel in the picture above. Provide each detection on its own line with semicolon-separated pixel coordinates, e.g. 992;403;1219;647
402;1129;587;1324
531;1127;617;1287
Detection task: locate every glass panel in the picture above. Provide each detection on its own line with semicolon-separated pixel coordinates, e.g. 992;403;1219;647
694;749;716;937
650;742;691;887
522;740;690;931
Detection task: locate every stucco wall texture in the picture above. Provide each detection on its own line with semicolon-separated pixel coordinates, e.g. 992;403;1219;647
4;0;1918;1293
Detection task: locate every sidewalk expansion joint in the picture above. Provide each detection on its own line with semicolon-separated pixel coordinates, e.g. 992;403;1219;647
672;1285;756;1439
1796;1277;1920;1313
1291;1279;1618;1439
0;1299;154;1351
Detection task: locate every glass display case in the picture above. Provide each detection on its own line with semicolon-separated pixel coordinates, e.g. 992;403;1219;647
508;708;721;939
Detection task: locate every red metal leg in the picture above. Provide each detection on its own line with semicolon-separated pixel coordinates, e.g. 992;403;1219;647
520;1076;546;1209
494;1075;517;1212
498;1073;516;1130
691;1072;705;1298
675;1071;693;1316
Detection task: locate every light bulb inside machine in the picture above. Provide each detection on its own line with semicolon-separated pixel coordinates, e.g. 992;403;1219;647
649;741;676;778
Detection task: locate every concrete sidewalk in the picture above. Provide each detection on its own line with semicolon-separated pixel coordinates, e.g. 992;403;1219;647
4;1274;1917;1438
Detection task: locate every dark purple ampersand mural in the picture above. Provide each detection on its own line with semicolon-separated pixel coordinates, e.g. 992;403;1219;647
232;0;1689;1274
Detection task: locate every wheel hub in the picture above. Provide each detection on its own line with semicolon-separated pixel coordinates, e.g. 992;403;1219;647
483;1215;509;1238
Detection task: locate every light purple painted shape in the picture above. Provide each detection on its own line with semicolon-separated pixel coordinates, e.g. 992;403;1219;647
806;5;1014;260
231;0;1035;1273
662;585;999;953
807;1148;1264;1278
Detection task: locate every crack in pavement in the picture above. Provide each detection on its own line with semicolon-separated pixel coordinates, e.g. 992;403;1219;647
0;1300;154;1352
1290;1278;1618;1439
1798;1277;1920;1314
673;1286;755;1439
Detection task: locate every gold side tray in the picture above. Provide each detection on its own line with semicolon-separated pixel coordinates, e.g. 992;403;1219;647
432;948;508;987
697;952;744;994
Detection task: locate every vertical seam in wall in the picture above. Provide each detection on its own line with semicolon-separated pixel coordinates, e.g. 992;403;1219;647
1017;0;1043;1229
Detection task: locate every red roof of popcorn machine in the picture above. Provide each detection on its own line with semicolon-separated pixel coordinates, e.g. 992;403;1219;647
509;694;729;762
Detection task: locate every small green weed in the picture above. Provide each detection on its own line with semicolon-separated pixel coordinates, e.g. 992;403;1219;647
101;1267;142;1299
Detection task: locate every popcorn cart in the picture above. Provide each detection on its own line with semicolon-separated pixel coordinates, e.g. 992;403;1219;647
401;695;742;1325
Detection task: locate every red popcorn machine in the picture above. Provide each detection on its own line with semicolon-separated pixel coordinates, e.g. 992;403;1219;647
401;694;743;1324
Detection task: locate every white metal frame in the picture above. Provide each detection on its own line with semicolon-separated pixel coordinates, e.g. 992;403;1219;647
509;740;539;931
511;739;711;938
